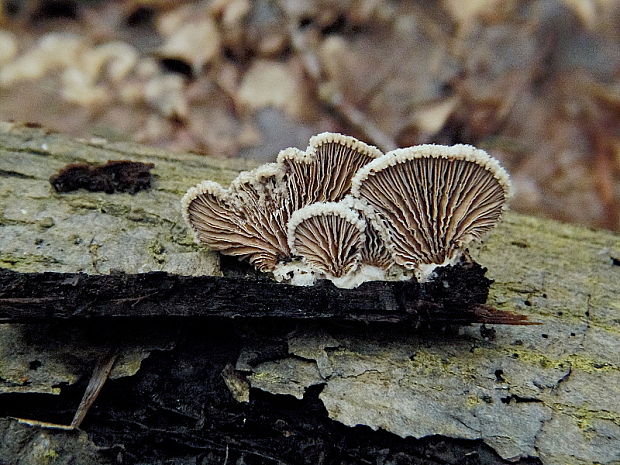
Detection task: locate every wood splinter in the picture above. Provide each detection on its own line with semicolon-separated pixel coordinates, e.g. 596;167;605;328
12;351;118;430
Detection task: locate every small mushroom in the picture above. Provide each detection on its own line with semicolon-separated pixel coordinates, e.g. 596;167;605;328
351;144;511;270
182;165;292;272
287;202;366;278
360;217;393;269
277;132;383;213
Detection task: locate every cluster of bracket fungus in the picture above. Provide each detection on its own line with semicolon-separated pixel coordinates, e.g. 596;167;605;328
182;133;512;288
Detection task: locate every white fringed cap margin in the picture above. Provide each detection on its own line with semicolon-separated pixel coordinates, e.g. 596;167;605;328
307;132;384;160
351;144;513;201
276;146;314;164
287;201;367;255
229;162;284;190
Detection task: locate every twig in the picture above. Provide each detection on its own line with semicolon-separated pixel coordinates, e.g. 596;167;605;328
70;350;118;428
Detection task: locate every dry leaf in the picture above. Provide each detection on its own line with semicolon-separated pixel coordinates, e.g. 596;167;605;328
158;10;221;73
237;59;305;118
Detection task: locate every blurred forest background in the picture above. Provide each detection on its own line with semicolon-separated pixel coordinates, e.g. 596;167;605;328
0;0;618;231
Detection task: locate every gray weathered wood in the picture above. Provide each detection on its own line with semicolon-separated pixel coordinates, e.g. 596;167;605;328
0;123;619;465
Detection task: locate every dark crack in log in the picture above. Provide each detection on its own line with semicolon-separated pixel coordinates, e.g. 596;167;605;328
0;322;542;465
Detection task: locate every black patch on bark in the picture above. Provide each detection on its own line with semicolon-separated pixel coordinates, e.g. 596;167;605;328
49;160;155;194
500;395;543;404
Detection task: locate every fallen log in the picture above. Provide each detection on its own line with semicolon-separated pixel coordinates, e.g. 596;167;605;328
0;123;618;465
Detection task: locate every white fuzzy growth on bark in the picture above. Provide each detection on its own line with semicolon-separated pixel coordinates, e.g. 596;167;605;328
272;261;318;286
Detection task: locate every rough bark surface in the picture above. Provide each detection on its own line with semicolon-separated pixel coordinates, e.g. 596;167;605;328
0;263;529;326
0;123;619;465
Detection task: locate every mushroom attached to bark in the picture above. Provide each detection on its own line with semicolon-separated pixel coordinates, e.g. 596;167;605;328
182;131;381;277
183;134;512;288
351;144;511;272
181;164;292;272
287;202;366;279
228;163;290;258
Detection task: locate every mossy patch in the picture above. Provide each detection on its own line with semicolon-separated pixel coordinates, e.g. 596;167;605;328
472;346;619;374
147;239;167;264
0;253;61;271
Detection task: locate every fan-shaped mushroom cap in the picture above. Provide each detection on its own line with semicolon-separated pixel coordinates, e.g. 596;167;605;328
277;132;383;213
182;168;291;272
351;144;511;269
287;202;366;278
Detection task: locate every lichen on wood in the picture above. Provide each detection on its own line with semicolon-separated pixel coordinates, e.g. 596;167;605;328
0;123;619;465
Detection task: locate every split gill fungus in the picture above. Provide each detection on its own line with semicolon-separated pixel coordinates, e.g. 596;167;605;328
182;133;512;288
